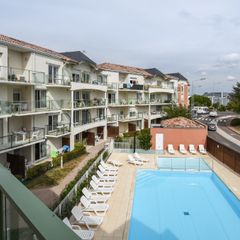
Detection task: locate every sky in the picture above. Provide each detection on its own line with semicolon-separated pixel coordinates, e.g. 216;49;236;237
1;0;240;94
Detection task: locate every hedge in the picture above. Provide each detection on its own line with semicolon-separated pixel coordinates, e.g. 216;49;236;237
26;143;86;180
230;118;240;126
54;148;108;219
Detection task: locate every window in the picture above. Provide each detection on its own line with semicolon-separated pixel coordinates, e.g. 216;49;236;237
181;84;184;95
13;91;21;102
48;65;59;83
82;72;90;83
48;115;58;131
82;110;91;124
72;73;80;82
108;93;116;104
74;91;80;101
97;109;104;119
130;111;136;117
35;90;47;108
35;142;47;161
74;111;80;124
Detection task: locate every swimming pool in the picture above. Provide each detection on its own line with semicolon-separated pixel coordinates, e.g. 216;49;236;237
157;157;210;171
129;170;240;240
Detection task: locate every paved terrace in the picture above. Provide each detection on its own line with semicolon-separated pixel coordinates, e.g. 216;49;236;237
92;151;240;240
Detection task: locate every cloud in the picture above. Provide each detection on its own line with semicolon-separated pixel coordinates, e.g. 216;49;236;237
221;53;240;62
178;10;192;18
227;75;236;80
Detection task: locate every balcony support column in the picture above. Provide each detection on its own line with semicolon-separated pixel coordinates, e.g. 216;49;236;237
148;92;151;128
103;125;107;141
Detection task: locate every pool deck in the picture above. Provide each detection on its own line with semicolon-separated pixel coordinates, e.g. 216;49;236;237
88;151;240;240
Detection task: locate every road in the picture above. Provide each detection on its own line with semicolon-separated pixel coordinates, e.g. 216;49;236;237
196;112;240;152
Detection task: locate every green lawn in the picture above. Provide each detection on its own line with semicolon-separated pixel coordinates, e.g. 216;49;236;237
26;154;87;189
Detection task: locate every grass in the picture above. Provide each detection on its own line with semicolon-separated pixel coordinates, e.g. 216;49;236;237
25;154;87;189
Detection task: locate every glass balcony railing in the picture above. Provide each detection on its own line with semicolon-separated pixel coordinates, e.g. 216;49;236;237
46;75;71;86
0;164;80;240
107;114;118;122
46;124;70;136
108;99;137;105
0;66;45;84
73;116;106;127
150;99;173;104
0;100;63;115
118;112;144;120
73;99;106;108
0;127;45;152
73;77;107;86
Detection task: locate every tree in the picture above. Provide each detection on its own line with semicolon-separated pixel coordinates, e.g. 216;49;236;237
228;82;240;113
218;104;226;112
137;129;152;150
164;105;191;119
189;95;211;107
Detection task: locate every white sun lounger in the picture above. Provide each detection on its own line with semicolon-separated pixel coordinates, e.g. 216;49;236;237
80;196;109;216
179;144;187;154
108;159;123;167
90;180;114;194
199;144;207;154
98;165;118;176
82;188;110;203
71;206;103;230
92;175;115;188
97;170;117;181
189;144;197;154
100;161;118;171
167;144;175;154
128;155;143;166
133;152;149;162
63;217;94;240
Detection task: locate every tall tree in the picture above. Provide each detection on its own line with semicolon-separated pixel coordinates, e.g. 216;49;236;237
164;105;191;119
229;82;240;112
189;95;211;107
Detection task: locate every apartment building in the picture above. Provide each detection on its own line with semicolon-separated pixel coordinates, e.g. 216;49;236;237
167;73;189;107
0;35;107;171
98;63;177;136
0;34;189;172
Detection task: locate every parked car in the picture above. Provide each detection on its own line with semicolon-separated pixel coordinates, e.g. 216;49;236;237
209;111;218;117
207;122;217;131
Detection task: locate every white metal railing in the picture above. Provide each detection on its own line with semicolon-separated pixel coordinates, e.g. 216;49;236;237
53;140;113;217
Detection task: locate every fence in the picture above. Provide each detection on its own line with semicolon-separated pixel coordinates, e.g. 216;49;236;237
156;157;212;171
207;136;240;174
53;140;113;217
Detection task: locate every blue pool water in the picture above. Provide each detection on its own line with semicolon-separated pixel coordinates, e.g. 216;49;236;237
129;170;240;240
157;157;210;171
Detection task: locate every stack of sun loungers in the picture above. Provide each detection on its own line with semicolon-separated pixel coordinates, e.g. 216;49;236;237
167;144;207;155
63;159;121;240
127;153;149;165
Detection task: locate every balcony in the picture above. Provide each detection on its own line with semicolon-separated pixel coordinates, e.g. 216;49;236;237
108;99;137;107
73;116;106;133
46;75;71;87
71;78;107;91
150;99;173;105
118;112;144;122
149;111;167;120
135;99;150;105
46;124;71;138
0;164;80;240
0;127;45;153
107;114;118;123
118;83;145;91
148;83;174;94
0;100;62;116
73;99;106;109
0;66;45;85
107;82;118;90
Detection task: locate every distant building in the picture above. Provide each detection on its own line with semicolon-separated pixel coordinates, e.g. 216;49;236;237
203;92;230;106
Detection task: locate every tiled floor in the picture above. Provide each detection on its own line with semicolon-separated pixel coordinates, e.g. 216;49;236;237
81;152;240;240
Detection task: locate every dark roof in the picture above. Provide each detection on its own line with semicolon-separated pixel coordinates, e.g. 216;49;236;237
61;51;96;66
0;34;77;63
167;72;188;82
145;68;166;79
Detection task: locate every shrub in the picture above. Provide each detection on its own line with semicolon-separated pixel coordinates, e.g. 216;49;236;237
137;128;152;150
26;161;52;180
27;143;86;180
230;118;240;126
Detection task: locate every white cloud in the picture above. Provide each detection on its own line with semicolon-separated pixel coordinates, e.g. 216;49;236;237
227;75;236;80
221;53;240;62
